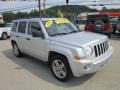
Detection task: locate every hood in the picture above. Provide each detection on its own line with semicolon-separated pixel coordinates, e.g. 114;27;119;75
48;31;107;47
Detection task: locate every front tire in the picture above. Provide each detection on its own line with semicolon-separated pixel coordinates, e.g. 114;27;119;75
12;43;22;57
50;55;72;82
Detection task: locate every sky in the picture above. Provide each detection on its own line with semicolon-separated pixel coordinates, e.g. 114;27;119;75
0;0;119;13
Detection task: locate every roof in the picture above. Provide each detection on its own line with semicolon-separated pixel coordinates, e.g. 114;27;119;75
13;18;67;22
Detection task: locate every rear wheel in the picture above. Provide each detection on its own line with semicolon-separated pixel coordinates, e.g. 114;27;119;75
1;33;8;40
50;55;72;82
12;43;22;57
94;20;104;32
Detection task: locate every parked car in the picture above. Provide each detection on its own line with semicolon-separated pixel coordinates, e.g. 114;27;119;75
85;14;113;38
10;18;113;82
0;23;12;40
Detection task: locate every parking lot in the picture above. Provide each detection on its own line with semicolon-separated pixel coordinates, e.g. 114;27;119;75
0;33;120;90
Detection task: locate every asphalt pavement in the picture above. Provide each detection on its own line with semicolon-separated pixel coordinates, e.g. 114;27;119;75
0;33;120;90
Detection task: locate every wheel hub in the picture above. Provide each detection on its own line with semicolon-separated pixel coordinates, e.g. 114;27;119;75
52;60;67;78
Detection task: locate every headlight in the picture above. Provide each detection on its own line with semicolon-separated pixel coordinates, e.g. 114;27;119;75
84;46;93;58
73;48;86;60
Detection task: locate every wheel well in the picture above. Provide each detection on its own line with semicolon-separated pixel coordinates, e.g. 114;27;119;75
2;32;7;35
48;51;73;76
48;51;68;65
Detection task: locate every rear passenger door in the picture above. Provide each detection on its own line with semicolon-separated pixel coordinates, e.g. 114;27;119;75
16;21;27;51
24;21;47;61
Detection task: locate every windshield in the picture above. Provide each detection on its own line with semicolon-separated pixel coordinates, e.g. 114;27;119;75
42;19;79;36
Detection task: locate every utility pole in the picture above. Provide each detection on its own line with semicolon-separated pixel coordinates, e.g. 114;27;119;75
43;0;46;14
38;0;41;17
66;0;69;5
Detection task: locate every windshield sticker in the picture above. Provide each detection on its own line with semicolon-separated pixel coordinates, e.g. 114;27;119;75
55;19;69;24
45;20;53;28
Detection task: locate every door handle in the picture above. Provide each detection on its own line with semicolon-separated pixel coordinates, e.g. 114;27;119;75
26;38;31;40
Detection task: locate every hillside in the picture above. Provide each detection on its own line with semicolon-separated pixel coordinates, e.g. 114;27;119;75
3;5;99;22
46;5;98;16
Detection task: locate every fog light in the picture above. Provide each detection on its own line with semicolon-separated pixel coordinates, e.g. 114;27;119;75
84;64;92;71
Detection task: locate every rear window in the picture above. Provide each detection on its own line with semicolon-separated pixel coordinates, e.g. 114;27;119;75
87;15;110;23
12;22;18;32
18;21;27;33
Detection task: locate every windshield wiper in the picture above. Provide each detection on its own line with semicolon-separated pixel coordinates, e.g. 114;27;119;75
50;33;68;36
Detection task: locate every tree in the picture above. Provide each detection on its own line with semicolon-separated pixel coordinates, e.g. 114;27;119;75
3;12;15;23
101;7;108;12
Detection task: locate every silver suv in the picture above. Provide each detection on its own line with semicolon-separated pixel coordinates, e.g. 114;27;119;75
10;18;113;82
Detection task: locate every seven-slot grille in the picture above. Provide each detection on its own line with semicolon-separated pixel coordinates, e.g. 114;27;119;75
94;41;109;57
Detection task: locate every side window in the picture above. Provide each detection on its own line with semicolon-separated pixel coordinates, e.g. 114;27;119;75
28;21;42;35
12;22;18;32
18;21;27;33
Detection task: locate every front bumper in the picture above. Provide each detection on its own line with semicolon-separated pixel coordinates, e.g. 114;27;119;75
70;46;113;77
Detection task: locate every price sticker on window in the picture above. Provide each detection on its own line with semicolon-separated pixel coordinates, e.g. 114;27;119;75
55;19;69;24
45;20;53;28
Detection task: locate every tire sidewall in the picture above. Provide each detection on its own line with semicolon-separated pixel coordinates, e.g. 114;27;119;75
50;55;72;82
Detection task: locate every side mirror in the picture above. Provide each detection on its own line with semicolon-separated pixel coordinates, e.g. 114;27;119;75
32;31;44;38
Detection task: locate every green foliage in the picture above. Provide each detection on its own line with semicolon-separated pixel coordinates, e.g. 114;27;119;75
2;5;119;23
101;7;120;12
49;5;98;15
101;7;108;12
2;12;15;23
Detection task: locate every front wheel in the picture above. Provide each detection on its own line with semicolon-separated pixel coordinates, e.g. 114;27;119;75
50;55;72;82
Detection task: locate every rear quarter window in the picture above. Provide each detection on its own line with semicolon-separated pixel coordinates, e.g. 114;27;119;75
12;22;18;32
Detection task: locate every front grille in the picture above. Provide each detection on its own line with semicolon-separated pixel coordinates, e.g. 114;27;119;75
94;41;109;57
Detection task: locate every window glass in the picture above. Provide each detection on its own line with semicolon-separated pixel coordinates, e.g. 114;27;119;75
42;19;79;36
12;22;18;32
28;22;41;35
18;21;27;33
